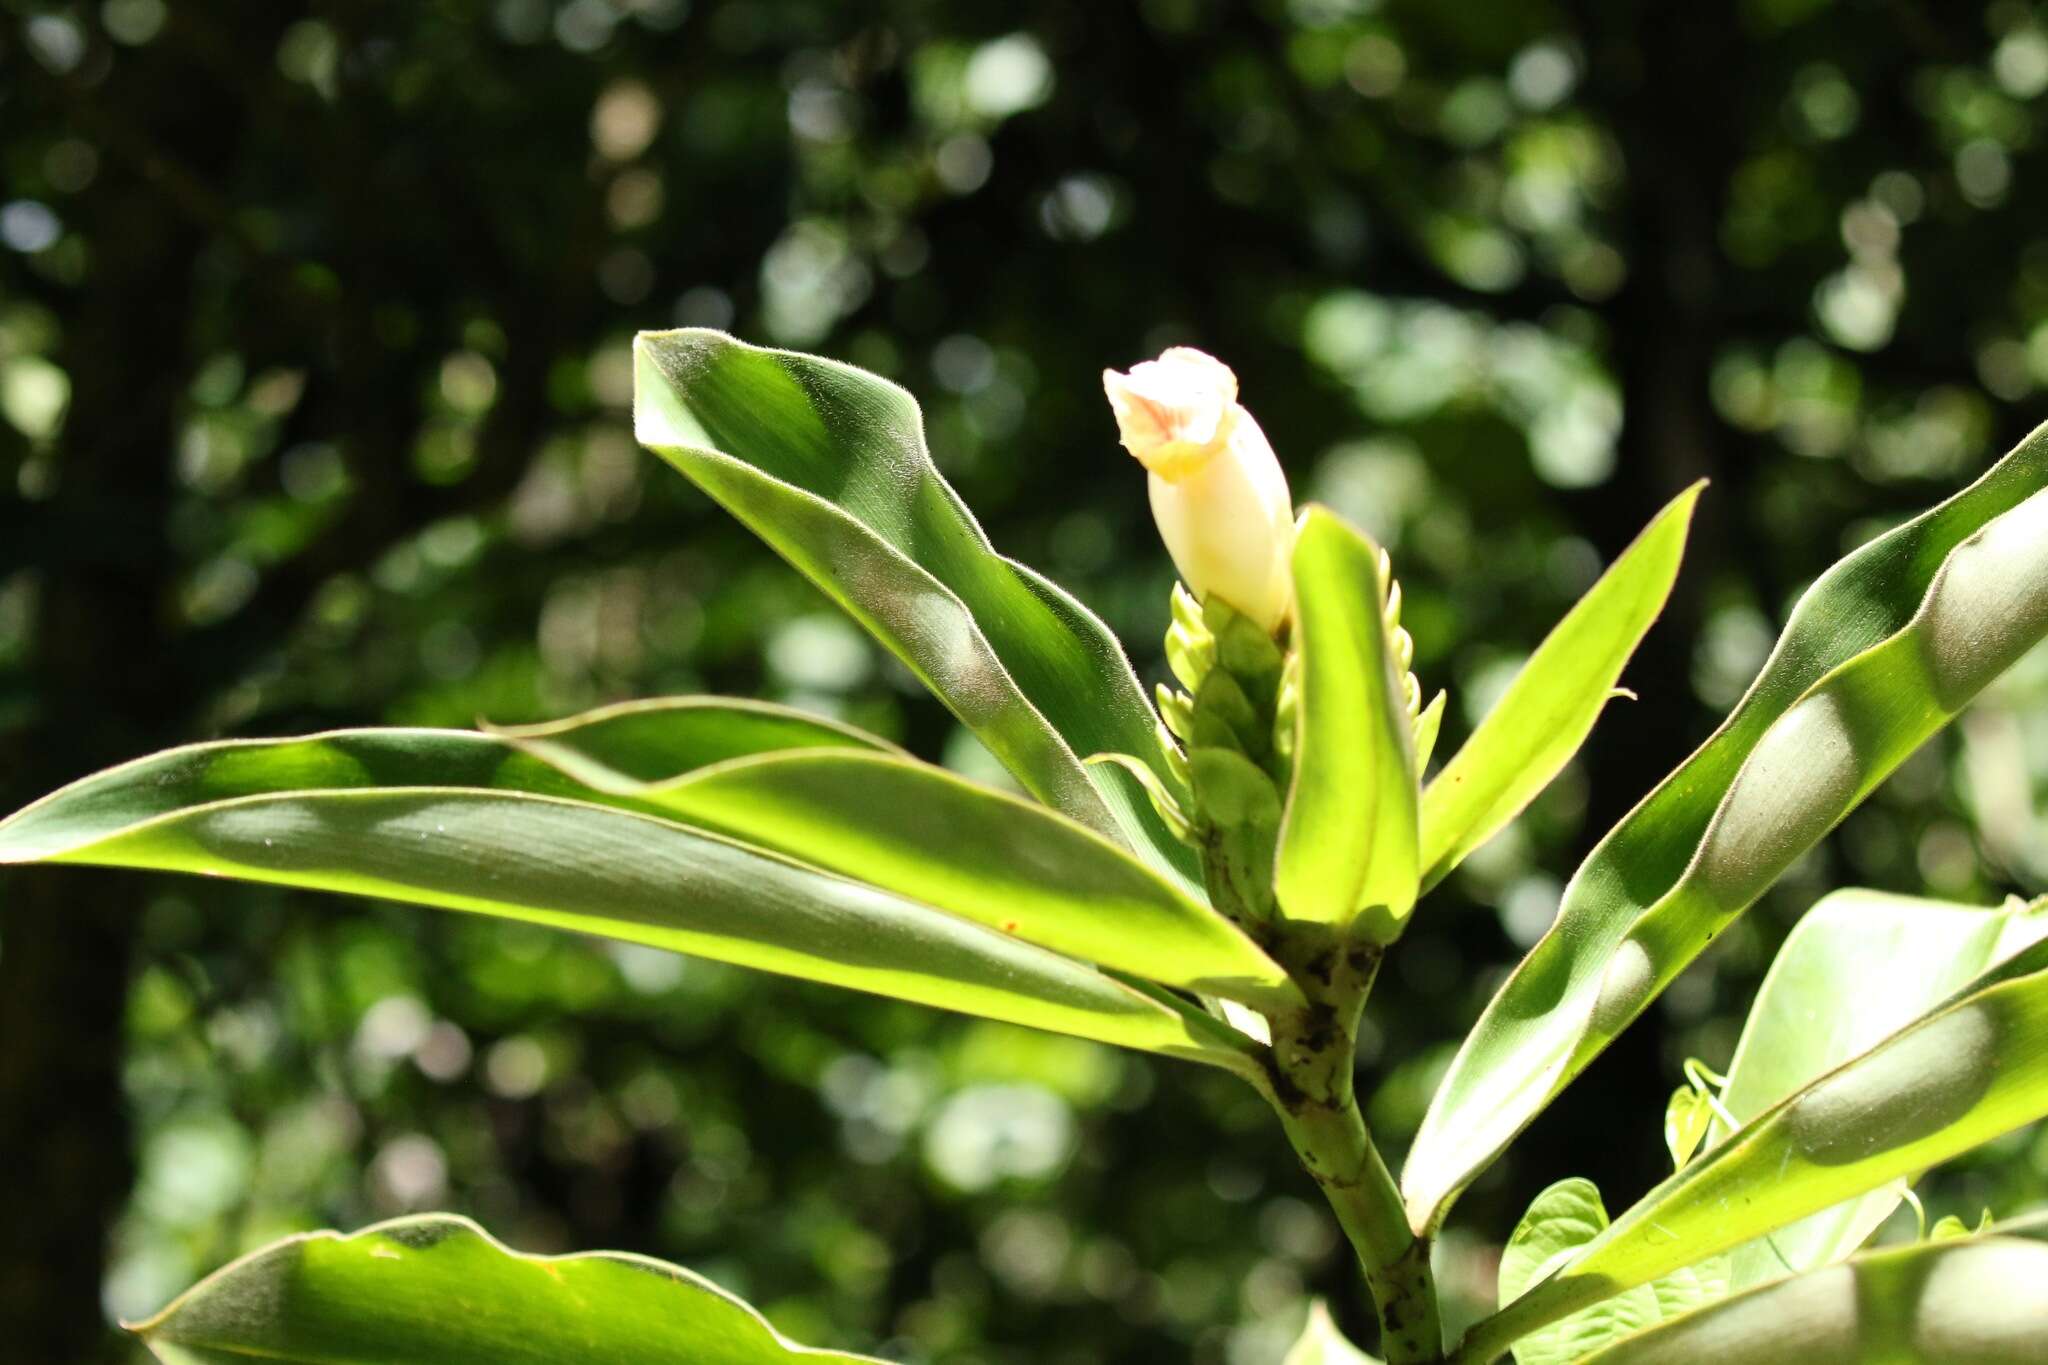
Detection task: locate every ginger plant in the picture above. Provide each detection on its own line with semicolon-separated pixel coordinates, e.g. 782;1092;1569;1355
6;332;2048;1362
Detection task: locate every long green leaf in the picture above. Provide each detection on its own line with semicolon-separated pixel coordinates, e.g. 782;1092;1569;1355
1464;937;2048;1355
505;742;1297;1008
633;329;1196;890
1420;485;1699;891
0;730;1255;1070
486;694;903;781
1276;507;1419;934
1710;890;2048;1288
0;696;880;851
1574;1214;2048;1365
133;1213;883;1364
1404;427;2048;1234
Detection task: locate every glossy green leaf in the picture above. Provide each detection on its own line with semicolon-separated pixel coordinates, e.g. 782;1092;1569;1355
1496;1179;1728;1365
508;702;1285;1004
1276;507;1419;935
0;729;1256;1071
486;695;900;782
0;696;877;846
1086;750;1193;841
505;742;1297;1008
633;329;1196;890
1420;484;1700;892
1710;890;2048;1288
1470;937;2048;1353
1574;1214;2048;1365
1498;1178;1607;1365
1282;1302;1384;1365
1404;427;2048;1234
1413;689;1448;775
1662;1085;1712;1170
133;1213;883;1364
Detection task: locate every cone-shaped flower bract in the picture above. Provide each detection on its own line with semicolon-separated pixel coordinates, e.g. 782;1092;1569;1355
1104;347;1295;634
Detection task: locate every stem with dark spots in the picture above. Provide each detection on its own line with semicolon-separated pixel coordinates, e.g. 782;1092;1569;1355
1260;933;1443;1363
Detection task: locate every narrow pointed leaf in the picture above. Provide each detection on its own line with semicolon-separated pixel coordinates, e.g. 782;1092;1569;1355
1420;484;1700;891
0;732;1255;1070
508;743;1297;1008
1;696;878;849
1574;1214;2048;1365
1413;689;1448;775
1276;507;1419;932
133;1213;885;1364
1085;751;1192;840
1474;937;2048;1348
1709;890;2048;1288
633;329;1196;889
486;695;901;784
1404;427;2048;1234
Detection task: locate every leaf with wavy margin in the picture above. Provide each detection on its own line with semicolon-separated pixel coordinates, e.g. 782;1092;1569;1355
1573;1214;2048;1365
498;738;1297;1008
0;719;1256;1071
633;329;1196;891
1708;889;2048;1289
133;1213;885;1364
1405;427;2048;1234
1458;938;2048;1359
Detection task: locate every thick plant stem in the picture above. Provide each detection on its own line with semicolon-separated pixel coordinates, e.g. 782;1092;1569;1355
1261;937;1443;1363
1171;591;1441;1356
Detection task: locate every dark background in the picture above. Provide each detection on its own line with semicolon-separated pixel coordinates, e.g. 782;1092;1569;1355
4;1;2047;1361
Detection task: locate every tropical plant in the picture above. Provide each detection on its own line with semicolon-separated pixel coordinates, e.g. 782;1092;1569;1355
7;330;2048;1363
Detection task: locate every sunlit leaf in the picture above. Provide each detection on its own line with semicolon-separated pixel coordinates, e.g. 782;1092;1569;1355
633;329;1197;889
133;1213;883;1364
0;726;1257;1071
484;694;901;781
1496;1179;1727;1365
1412;689;1447;775
1662;1085;1712;1170
505;741;1297;1008
1420;484;1699;891
1473;938;2048;1350
1404;427;2048;1234
1575;1214;2048;1364
1275;507;1418;936
1709;889;2048;1288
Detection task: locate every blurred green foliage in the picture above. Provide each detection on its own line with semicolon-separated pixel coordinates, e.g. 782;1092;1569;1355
3;0;2048;1361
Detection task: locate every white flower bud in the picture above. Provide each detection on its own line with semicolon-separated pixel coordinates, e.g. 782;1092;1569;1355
1103;347;1295;633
